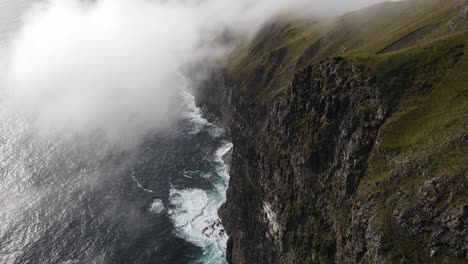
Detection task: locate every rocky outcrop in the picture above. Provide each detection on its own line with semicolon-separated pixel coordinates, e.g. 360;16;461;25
219;58;398;263
462;0;468;19
377;25;437;54
193;68;233;131
448;0;468;31
194;2;468;261
195;50;467;263
201;58;396;263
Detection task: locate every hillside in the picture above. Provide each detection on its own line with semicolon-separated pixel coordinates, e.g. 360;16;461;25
195;0;468;263
228;0;467;98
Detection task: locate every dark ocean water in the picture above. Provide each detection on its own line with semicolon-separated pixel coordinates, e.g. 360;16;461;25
0;87;231;264
0;2;231;263
0;0;231;264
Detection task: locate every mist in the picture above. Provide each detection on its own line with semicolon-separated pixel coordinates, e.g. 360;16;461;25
0;0;392;262
0;0;389;147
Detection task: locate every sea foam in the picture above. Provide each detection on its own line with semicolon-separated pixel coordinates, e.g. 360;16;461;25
169;75;232;263
149;199;164;214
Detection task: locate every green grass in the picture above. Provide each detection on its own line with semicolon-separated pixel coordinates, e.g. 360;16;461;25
227;18;324;100
225;0;468;261
225;0;468;102
353;30;468;262
352;32;468;150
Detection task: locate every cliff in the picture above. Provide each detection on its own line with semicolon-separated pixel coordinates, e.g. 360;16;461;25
195;0;468;263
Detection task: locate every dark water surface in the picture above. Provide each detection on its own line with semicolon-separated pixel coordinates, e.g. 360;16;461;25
0;2;231;263
0;88;231;264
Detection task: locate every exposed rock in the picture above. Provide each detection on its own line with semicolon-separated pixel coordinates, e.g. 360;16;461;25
463;0;468;18
195;51;468;262
448;19;458;32
200;58;393;262
378;25;437;54
194;4;468;262
461;204;468;218
463;6;468;19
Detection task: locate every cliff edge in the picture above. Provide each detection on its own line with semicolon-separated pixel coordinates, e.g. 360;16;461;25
195;0;468;263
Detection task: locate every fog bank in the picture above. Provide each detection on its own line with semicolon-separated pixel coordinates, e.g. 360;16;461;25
0;0;389;146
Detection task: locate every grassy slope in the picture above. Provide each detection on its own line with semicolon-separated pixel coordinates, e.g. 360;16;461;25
226;0;466;99
355;31;468;263
226;0;468;261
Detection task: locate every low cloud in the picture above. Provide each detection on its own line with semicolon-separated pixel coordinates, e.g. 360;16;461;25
1;0;388;146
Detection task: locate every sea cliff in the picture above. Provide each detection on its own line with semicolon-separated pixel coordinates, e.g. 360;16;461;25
195;0;468;262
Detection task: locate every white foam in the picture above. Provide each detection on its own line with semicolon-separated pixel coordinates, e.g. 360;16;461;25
168;141;233;263
61;260;80;264
168;187;227;263
131;172;154;194
149;199;164;214
170;75;232;263
214;142;233;185
178;74;222;137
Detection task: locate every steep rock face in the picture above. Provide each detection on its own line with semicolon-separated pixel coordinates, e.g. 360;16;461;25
194;1;468;261
196;53;467;263
223;58;393;264
198;58;397;263
193;68;233;131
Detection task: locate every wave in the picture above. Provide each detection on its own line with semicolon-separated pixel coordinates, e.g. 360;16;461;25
170;74;232;263
131;171;155;194
178;74;222;137
149;199;164;214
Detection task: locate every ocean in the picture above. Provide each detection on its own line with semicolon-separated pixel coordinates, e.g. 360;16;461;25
0;1;231;263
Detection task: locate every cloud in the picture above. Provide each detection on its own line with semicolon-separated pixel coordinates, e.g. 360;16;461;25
1;0;389;146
